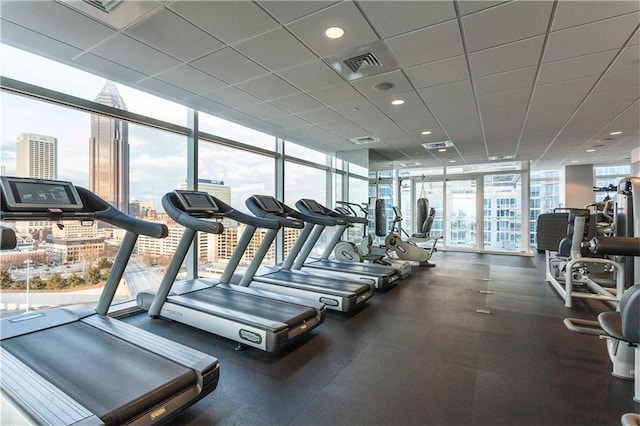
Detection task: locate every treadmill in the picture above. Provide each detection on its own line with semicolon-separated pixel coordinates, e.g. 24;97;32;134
0;176;219;425
229;195;374;312
136;190;325;352
293;199;400;290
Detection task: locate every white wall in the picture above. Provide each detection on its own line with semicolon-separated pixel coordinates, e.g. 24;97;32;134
564;164;594;209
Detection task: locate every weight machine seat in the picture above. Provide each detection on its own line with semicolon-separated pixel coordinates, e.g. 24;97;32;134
598;284;640;344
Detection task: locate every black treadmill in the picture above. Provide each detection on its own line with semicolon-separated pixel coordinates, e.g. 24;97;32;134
229;195;374;312
293;199;400;290
0;176;219;425
136;190;325;352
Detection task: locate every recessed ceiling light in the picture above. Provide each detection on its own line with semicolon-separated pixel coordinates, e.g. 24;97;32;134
571;160;579;163
449;160;456;163
586;149;596;152
438;148;447;152
609;131;623;135
391;99;405;106
324;26;345;39
421;130;432;135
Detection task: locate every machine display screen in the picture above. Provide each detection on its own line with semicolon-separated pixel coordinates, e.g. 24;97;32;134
174;191;219;212
1;177;83;211
301;199;324;214
253;196;282;213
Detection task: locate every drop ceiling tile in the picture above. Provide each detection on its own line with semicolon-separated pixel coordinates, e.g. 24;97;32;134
458;1;508;16
386;20;464;68
322;119;368;139
429;98;478;117
528;94;585;115
1;20;83;60
237;102;289;120
277;60;345;91
269;93;325;113
533;75;599;101
184;96;232;114
404;55;470;88
418;80;473;104
479;88;531;110
469;36;544;77
359;1;456;39
587;87;640;106
630;31;640;46
191;48;269;84
90;34;181;75
474;66;536;95
348;111;395;129
462;1;553;52
480;102;528;122
72;53;148;84
266;115;312;129
154;64;227;94
285;2;378;58
169;0;279;44
370;90;424;112
125;9;224;62
296;107;346;124
136;77;195;100
610;46;640;72
1;1;115;50
216;109;260;124
331;100;382;118
350;70;413;99
203;86;263;109
386;106;435;123
544;12;640;63
256;1;338;24
308;84;366;106
234;28;317;72
594;68;640;92
236;74;299;101
553;1;640;31
538;49;617;84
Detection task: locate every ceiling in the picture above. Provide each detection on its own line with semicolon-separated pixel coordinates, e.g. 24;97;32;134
1;0;638;171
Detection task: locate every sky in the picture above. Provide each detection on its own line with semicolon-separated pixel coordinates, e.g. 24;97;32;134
0;43;351;213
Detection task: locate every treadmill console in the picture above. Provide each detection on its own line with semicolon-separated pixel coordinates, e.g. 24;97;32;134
1;176;83;211
174;190;219;213
300;199;325;214
252;195;284;214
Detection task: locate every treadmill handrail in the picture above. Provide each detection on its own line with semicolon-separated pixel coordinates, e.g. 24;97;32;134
164;192;280;231
295;199;347;226
246;196;304;229
2;186;168;239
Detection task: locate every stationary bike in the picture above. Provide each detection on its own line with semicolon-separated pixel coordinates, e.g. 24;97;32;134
384;206;437;267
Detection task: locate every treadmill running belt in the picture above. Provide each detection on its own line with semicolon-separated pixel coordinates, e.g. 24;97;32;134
266;270;370;293
2;321;196;425
182;286;317;327
311;259;393;277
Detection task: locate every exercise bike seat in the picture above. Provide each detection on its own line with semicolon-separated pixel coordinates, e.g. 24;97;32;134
598;284;640;344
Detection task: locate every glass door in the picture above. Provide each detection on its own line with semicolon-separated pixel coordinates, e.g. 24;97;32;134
445;179;478;249
483;174;523;253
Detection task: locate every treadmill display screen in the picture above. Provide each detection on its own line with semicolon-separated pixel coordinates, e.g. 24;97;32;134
1;177;83;211
301;199;324;214
253;196;282;213
174;191;219;212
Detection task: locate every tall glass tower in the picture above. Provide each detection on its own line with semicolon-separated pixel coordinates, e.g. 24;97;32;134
89;81;129;213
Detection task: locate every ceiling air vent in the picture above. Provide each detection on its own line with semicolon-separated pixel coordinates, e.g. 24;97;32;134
343;53;381;73
349;135;380;146
83;0;123;13
422;140;454;150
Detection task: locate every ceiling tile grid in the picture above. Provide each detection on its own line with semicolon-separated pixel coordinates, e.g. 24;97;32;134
0;0;637;169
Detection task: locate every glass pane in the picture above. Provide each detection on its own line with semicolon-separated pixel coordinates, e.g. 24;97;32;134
530;170;560;248
483;174;523;252
199;113;275;151
198;142;276;274
445;180;477;248
0;92;185;317
1;44;188;126
285;141;327;165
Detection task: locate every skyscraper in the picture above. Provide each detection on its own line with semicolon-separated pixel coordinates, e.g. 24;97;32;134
89;81;129;213
16;133;57;179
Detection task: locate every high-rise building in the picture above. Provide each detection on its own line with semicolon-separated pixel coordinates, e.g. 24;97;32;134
89;81;129;213
16;133;57;179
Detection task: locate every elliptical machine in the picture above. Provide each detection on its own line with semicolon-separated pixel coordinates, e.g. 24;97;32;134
333;201;376;263
384;205;438;267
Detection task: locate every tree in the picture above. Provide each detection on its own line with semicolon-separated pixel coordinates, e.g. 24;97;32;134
66;273;84;288
31;276;46;290
97;257;113;269
0;270;14;289
85;267;102;285
46;273;64;290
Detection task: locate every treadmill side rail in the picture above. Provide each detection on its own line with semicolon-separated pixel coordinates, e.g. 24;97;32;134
1;347;103;426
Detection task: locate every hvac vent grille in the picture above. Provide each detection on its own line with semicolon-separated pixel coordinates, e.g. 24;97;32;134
343;53;382;73
83;0;123;12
